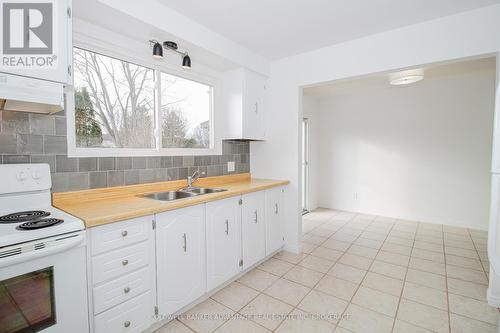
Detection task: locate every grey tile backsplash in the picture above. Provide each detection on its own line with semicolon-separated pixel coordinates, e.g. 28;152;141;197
0;110;250;192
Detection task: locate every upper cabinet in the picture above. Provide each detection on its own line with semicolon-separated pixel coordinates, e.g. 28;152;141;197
1;0;72;84
222;68;267;140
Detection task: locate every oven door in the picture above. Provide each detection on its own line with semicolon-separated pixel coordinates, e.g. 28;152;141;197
0;232;89;333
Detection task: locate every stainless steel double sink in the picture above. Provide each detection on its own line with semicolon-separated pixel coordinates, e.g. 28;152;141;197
141;187;227;202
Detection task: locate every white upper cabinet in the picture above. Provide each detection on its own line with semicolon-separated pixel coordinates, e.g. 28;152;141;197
241;191;266;269
155;205;206;316
265;187;285;255
206;196;242;290
1;0;73;84
222;68;267;140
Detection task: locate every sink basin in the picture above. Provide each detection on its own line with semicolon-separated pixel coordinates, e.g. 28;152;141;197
142;191;197;201
181;187;227;195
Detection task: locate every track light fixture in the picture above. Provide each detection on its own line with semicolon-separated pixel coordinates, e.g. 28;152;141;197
149;40;191;69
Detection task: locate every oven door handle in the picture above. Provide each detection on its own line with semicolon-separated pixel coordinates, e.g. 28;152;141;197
0;232;85;269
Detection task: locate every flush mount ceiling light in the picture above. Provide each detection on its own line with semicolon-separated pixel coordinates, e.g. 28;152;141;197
149;40;191;69
389;69;424;85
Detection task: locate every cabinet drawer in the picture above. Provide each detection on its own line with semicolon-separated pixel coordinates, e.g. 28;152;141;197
93;266;152;314
94;291;152;333
90;216;151;256
92;241;150;285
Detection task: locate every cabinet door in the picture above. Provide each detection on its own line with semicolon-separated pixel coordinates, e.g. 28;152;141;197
265;187;285;255
206;197;242;290
156;205;206;315
243;71;266;140
242;191;266;269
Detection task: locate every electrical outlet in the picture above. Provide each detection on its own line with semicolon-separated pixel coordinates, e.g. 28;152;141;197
227;161;235;172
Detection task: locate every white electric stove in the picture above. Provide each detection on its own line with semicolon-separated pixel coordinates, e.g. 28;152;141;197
0;163;89;333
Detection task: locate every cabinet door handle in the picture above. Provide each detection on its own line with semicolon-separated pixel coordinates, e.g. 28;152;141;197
124;321;131;328
254;210;258;223
121;230;128;237
182;233;187;252
123;287;131;294
275;203;279;215
254;102;258;113
225;219;229;235
122;259;129;266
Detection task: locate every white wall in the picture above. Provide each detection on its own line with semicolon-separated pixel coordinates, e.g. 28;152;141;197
302;96;320;211
315;61;495;229
251;5;500;252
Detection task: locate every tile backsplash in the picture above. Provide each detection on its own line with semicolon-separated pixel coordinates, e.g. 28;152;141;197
0;110;250;192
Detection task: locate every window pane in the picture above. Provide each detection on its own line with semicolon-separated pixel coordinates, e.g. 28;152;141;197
161;73;212;149
73;48;155;148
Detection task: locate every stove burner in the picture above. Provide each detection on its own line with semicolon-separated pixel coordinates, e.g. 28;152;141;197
17;218;63;230
0;211;50;223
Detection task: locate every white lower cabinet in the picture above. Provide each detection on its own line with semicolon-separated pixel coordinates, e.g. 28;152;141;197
206;196;242;290
265;186;285;255
241;191;266;269
156;205;207;316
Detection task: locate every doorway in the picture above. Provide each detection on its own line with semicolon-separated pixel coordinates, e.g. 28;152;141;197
302;117;309;214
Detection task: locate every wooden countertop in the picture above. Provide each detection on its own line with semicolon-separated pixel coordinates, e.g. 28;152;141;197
53;173;289;228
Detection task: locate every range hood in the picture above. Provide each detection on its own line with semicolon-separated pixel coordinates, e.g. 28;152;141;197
0;73;64;114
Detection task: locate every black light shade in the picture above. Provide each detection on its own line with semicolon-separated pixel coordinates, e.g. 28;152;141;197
152;42;163;59
182;54;191;69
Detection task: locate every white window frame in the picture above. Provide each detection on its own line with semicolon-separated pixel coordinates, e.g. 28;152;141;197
67;38;221;157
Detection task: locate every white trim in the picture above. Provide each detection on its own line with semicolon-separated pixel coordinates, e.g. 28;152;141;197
67;28;223;157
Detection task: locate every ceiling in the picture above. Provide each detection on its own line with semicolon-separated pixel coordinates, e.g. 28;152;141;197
158;0;500;59
304;57;496;97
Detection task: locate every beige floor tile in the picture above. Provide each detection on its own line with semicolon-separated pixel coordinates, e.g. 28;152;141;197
331;232;358;243
446;255;484;271
338;303;394;333
309;227;336;238
328;263;367;284
275;308;336;333
310;246;344;261
444;233;471;242
448;293;499;325
300;241;318;254
446;265;488;285
351;286;399;316
450;313;498;333
240;294;293;331
237;269;279;291
445;239;475;250
322;238;352;252
284;265;324;288
303;234;328;245
338;253;373;270
298;290;348;324
361;231;387;241
347;245;378;259
314;275;359;301
402;281;448;310
381;242;412;256
273;251;307;264
445;246;479;259
376;251;410;267
409;257;446;275
370;260;407;280
354;237;383;249
298;255;335;273
211;282;259;311
392;320;433;333
155;320;193;333
405;268;447;291
214;315;271;333
411;248;445;263
334;327;355;333
447;277;487;301
258;258;294;276
362;272;403;296
389;230;415;240
179;299;234;333
443;225;469;235
263;278;311;306
413;240;444;253
397;299;449;333
385;236;414;247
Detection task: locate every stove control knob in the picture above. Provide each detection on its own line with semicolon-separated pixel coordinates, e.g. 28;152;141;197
31;171;41;180
17;171;27;181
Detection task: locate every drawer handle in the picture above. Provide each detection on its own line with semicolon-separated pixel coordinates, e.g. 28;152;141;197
254;210;258;223
182;233;187;252
122;259;129;266
225;219;229;235
121;230;128;237
275;203;279;215
123;287;131;294
124;321;131;328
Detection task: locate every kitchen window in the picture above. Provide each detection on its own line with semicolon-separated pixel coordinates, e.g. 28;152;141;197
68;47;215;157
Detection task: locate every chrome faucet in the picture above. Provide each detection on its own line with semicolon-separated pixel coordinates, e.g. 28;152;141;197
186;170;200;189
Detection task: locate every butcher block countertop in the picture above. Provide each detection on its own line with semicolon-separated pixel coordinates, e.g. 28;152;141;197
53;173;289;228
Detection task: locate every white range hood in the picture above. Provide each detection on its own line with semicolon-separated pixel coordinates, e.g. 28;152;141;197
0;73;65;114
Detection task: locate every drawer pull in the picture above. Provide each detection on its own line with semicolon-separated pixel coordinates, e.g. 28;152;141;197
254;210;258;223
121;230;128;237
123;287;131;294
182;233;187;252
275;203;279;215
124;320;131;328
122;259;129;266
225;219;229;235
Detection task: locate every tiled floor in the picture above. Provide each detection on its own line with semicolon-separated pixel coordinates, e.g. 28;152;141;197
155;209;498;333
